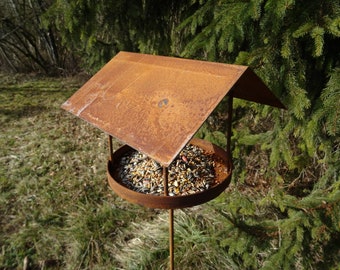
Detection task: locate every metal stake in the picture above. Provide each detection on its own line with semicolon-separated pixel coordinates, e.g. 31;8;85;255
226;95;233;163
163;166;174;270
169;208;174;270
163;166;169;197
108;135;114;161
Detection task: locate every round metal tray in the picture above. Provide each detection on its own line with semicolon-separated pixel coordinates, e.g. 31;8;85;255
107;138;232;209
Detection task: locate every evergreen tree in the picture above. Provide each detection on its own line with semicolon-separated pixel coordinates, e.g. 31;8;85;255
42;0;193;71
178;0;340;268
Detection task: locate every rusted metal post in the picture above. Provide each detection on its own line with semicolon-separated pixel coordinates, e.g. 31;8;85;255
163;166;169;196
163;166;174;270
169;208;174;270
226;94;233;162
108;135;114;161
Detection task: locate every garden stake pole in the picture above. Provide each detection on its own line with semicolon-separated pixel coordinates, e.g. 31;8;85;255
163;166;174;270
108;135;114;161
226;94;233;162
169;208;174;270
163;166;169;197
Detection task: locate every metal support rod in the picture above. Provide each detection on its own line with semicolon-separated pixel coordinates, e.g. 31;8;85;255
108;135;114;161
163;166;174;269
169;208;174;270
163;166;169;196
226;94;233;163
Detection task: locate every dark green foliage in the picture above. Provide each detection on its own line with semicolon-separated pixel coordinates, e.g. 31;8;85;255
42;0;193;71
178;0;340;268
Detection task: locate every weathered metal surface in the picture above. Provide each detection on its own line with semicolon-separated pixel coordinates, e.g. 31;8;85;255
107;138;232;209
62;51;285;166
231;68;286;108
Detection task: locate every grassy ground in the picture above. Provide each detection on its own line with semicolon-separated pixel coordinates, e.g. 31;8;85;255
0;74;236;269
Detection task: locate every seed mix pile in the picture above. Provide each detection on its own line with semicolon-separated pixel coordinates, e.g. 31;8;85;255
116;144;216;196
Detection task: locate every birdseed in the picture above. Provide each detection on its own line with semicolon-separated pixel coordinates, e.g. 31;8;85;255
116;144;217;196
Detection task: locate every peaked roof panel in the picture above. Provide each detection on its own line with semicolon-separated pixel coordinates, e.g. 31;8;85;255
62;51;284;166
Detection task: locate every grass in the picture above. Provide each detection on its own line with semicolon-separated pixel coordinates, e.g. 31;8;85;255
0;74;154;269
114;207;240;270
0;73;237;270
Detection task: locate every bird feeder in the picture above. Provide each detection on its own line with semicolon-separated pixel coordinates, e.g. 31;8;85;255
61;51;285;269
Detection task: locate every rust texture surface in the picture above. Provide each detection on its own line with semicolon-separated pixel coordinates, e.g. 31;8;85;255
62;51;285;166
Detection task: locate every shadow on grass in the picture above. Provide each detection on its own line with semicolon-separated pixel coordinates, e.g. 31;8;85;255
0;105;47;120
0;79;77;122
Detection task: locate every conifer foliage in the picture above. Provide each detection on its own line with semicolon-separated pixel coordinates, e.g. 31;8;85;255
178;0;340;268
42;0;188;71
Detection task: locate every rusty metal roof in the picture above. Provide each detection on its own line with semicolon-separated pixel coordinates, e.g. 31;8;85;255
62;51;285;166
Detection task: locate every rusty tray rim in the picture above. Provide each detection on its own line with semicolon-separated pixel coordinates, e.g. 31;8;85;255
107;138;232;209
